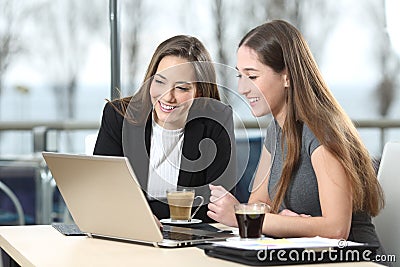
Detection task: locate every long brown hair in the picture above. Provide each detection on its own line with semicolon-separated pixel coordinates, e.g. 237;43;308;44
112;35;219;125
239;20;384;216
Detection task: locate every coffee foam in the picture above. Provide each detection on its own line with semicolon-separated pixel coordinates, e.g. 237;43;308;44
167;191;195;199
235;210;265;215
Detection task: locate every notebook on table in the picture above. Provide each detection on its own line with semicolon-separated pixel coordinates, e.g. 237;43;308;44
42;152;233;247
202;233;378;265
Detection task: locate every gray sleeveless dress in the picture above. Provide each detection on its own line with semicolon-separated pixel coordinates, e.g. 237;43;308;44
264;120;388;264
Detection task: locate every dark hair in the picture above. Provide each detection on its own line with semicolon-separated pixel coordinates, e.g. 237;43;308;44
239;20;384;216
113;35;219;124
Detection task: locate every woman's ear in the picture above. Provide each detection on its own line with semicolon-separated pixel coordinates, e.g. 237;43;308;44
283;71;290;88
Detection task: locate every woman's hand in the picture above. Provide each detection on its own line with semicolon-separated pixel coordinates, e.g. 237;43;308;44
207;184;240;227
279;209;311;218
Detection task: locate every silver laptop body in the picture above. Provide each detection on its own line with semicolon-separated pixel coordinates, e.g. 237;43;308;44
42;152;231;247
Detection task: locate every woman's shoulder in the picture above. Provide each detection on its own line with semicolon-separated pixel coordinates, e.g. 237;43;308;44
302;123;321;156
101;101;119;118
103;97;133;114
100;99;129;126
302;123;315;138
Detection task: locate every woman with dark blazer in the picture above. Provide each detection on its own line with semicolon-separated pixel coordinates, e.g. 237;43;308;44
93;35;237;223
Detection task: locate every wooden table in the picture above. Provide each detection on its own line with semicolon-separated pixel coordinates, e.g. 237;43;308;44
0;225;383;267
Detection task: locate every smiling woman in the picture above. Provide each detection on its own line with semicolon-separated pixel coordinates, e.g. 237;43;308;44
92;35;237;224
150;56;197;130
208;20;388;264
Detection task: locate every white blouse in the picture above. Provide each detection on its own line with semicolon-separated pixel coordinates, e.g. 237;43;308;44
147;119;184;199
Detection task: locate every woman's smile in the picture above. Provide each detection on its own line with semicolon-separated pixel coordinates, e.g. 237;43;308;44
158;101;179;113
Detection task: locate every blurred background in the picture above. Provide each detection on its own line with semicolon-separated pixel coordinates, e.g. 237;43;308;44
0;0;399;225
1;0;399;155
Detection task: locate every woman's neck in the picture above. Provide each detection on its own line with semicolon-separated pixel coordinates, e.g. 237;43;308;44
273;105;287;128
153;112;186;130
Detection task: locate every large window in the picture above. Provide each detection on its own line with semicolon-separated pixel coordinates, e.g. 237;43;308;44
1;0;399;156
0;1;109;154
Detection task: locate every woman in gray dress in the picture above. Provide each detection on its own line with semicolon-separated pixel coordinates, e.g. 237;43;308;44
208;20;387;261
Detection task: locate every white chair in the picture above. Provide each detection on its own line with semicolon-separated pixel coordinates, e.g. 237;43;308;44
0;181;26;267
373;141;400;264
0;181;25;225
85;133;98;155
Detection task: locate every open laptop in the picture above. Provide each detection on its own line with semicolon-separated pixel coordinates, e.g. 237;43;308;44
42;152;233;247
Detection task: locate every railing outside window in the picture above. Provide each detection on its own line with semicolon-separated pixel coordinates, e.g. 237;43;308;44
0;119;399;155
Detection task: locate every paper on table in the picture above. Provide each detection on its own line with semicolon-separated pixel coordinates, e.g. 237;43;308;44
212;236;364;250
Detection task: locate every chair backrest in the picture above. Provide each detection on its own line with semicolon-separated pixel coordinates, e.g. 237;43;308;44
85;133;98;155
373;141;400;260
0;181;25;225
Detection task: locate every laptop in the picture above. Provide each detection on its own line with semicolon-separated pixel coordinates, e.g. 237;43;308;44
42;152;233;247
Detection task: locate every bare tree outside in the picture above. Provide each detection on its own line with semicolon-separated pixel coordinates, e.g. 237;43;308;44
264;0;301;26
367;0;400;117
211;0;231;103
263;0;338;63
0;1;46;151
211;0;270;103
0;1;20;96
121;0;144;95
0;1;42;96
212;0;260;68
31;0;106;120
24;0;106;152
213;0;229;67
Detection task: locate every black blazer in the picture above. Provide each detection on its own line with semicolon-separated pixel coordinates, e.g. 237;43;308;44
94;98;237;222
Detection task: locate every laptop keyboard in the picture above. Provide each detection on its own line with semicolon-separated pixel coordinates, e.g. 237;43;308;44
52;223;85;236
162;230;209;241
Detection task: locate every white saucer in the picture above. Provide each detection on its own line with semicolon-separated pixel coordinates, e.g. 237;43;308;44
160;218;202;225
